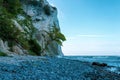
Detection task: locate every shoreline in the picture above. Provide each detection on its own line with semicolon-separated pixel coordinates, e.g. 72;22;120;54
0;56;119;80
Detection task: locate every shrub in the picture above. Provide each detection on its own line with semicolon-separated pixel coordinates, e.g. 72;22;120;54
2;0;22;15
0;0;3;5
0;51;7;56
18;37;30;50
29;39;41;55
0;0;24;42
0;9;30;50
49;27;66;45
17;15;37;38
0;17;30;49
0;18;20;41
28;50;36;56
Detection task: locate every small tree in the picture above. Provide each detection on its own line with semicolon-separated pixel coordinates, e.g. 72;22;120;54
3;0;21;14
28;39;41;55
49;27;66;45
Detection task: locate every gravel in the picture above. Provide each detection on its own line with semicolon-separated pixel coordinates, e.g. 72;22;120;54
0;56;119;80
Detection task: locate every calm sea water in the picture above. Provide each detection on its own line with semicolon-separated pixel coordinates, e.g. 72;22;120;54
63;56;120;67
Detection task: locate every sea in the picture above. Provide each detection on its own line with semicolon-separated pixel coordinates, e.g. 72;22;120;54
63;56;120;74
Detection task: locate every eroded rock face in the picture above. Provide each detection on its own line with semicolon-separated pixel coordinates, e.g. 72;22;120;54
20;0;64;56
0;39;8;51
12;45;24;55
0;39;11;55
0;0;64;56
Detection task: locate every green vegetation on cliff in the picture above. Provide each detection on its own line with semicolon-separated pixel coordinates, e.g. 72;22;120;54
0;0;41;55
49;26;66;46
0;51;7;56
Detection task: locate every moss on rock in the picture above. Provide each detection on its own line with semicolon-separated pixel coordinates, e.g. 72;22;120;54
0;51;7;56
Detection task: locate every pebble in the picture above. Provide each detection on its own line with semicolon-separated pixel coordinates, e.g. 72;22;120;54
0;56;119;80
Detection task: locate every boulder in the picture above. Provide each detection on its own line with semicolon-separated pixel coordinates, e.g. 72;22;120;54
92;62;107;67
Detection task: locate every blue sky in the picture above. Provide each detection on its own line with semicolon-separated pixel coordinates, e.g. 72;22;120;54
48;0;120;55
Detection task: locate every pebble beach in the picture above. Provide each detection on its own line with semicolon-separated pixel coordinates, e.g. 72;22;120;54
0;56;119;80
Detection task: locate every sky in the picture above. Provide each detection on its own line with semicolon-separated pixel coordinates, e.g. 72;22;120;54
48;0;120;55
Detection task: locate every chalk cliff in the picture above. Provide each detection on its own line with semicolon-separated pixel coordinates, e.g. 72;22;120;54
0;0;66;56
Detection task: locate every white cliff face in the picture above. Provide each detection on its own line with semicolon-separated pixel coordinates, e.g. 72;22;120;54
0;0;64;56
0;39;9;52
20;0;64;56
12;20;24;32
0;39;13;55
22;0;59;31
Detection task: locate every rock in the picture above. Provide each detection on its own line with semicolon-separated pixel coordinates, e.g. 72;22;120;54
0;56;119;80
0;39;10;54
0;39;9;51
92;62;107;67
12;19;24;32
12;46;24;55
